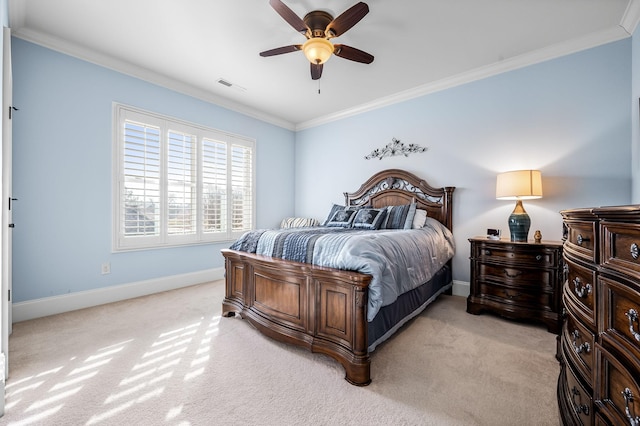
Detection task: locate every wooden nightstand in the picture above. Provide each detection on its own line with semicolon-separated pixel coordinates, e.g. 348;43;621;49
467;236;563;334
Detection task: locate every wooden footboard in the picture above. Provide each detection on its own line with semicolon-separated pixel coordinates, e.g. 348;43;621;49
221;248;373;386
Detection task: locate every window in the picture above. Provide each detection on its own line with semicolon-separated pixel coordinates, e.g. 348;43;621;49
113;104;255;251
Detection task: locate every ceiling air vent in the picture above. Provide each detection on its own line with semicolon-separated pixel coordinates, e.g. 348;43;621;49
216;78;246;92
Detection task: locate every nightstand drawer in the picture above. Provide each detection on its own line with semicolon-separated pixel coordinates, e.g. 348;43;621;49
478;282;552;309
476;263;554;289
473;242;557;268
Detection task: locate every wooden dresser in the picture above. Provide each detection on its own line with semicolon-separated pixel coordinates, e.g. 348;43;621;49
467;237;563;333
559;206;640;425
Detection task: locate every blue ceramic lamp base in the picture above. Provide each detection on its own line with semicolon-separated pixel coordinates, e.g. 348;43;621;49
508;200;530;242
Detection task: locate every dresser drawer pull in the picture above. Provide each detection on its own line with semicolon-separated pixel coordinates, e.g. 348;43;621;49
503;269;522;278
535;254;542;261
572;277;592;299
504;290;520;300
570;329;591;355
625;309;640;342
632;243;640;260
571;386;589;415
576;234;590;246
622;388;640;426
482;249;491;256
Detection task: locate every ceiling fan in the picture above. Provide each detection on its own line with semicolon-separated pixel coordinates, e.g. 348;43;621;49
260;0;374;80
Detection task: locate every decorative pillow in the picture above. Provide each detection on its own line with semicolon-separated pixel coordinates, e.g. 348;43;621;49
325;208;358;227
322;204;345;226
403;201;417;230
280;217;320;228
352;208;387;230
382;203;414;229
412;209;428;229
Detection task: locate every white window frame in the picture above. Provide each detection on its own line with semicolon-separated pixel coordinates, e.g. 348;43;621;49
112;103;256;251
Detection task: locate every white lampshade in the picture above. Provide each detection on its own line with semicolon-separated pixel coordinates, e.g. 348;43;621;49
302;38;333;64
496;170;543;200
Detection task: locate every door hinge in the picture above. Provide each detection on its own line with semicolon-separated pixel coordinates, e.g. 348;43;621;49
7;289;10;302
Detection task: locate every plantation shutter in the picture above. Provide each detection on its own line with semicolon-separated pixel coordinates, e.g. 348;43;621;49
202;138;227;233
230;141;253;233
122;120;161;240
167;129;196;237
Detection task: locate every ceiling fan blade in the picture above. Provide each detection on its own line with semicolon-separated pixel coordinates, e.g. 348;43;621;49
333;44;374;64
269;0;308;35
260;45;302;57
311;63;323;80
326;2;369;38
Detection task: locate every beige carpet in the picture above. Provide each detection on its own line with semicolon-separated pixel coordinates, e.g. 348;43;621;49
3;281;560;425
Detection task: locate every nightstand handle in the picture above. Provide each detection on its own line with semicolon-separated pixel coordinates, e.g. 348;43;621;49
535;254;542;261
503;269;522;278
622;388;640;426
482;249;492;256
571;386;589;415
631;243;639;260
625;309;640;342
576;234;590;246
572;277;592;299
571;329;591;355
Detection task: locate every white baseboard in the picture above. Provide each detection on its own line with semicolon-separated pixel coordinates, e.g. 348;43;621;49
452;280;470;297
12;268;225;323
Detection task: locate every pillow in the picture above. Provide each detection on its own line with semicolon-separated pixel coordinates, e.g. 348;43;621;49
280;217;320;228
403;201;417;230
412;209;428;229
325;208;358;227
322;204;345;226
352;208;387;230
383;202;416;229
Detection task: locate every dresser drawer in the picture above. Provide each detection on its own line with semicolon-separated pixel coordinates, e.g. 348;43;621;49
564;360;593;426
601;221;640;281
478;282;553;310
599;275;640;362
564;257;596;328
594;344;640;426
564;219;597;264
473;242;558;268
563;310;595;383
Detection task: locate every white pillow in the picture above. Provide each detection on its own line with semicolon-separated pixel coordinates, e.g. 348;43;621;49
412;209;428;229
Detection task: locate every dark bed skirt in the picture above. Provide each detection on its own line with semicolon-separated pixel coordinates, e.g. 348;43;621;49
367;264;452;351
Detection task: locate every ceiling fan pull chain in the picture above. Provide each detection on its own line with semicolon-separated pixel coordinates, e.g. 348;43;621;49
318;79;321;94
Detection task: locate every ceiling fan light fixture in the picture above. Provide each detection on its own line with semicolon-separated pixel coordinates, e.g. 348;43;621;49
302;38;333;64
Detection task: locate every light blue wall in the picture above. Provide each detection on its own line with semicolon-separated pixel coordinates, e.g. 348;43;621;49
11;38;295;302
632;25;640;203
10;35;634;302
295;40;632;283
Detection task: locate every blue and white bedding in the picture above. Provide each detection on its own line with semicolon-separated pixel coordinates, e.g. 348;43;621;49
229;217;455;321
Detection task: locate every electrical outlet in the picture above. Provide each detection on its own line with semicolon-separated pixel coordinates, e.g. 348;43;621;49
101;262;111;275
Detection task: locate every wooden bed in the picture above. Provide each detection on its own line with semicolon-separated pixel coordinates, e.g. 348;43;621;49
221;169;455;385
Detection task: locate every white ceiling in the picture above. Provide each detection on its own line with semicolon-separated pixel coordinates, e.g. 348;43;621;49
8;0;640;130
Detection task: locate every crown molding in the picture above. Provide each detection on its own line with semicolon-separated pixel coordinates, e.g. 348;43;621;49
621;0;640;35
296;25;630;130
10;28;297;131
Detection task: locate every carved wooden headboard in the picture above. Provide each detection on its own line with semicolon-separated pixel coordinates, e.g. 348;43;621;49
343;169;455;231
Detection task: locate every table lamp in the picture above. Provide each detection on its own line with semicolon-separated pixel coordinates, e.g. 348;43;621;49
496;170;543;242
